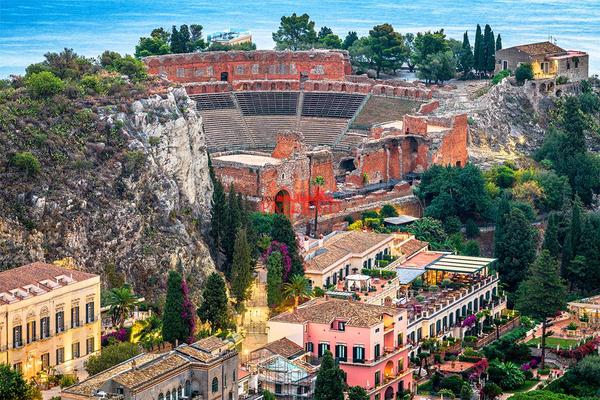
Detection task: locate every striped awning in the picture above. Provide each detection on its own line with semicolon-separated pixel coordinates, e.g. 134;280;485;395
425;254;496;274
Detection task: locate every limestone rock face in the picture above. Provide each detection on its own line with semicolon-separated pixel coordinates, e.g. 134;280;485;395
436;79;548;167
0;88;214;299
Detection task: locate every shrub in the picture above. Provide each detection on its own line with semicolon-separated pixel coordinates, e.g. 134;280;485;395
465;219;480;238
11;152;41;176
463;240;481;256
459;384;473;400
515;63;534;84
59;374;77;388
443;216;462;234
483;382;502;399
537;367;550;375
25;71;65;98
84;342;141;375
441;375;466;396
438;389;455;399
491;70;510;85
556;76;569;85
79;74;105;94
379;204;398;218
567;322;578;331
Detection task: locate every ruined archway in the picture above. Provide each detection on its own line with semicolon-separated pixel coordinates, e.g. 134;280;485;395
274;189;291;217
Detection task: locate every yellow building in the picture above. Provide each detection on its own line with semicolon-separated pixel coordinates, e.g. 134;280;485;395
0;262;101;379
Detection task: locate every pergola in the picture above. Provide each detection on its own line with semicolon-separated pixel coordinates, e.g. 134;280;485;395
345;274;372;292
424;255;496;285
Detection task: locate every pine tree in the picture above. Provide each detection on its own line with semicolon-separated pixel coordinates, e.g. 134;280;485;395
266;251;284;307
197;272;231;333
231;227;254;308
473;24;484;74
209;155;227;255
223;183;241;276
342;31;359;49
495;34;502;50
516;250;567;368
459;31;474;77
543;213;561;258
162;270;195;345
314;351;345;400
271;214;304;277
494;207;537;294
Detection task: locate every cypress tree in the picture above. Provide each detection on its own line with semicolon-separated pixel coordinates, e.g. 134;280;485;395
314;351;345;400
209;155;227;254
516;250;567;368
486;29;496;73
495;34;502;50
223;183;241;276
494;207;537;294
163;270;195;345
459;31;474;77
562;198;584;284
473;24;484;74
266;251;284;307
231;227;254;308
482;24;495;74
197;272;231;333
543;213;561;258
271;214;304;278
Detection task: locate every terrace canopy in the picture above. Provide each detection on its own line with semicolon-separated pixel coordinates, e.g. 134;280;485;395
425;255;495;274
395;267;426;285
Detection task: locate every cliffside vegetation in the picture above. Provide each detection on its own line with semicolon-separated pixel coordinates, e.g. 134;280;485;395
0;49;214;302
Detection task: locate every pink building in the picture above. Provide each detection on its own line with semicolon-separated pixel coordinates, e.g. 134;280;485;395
268;298;413;400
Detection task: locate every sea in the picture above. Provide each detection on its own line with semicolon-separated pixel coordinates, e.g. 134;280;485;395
1;0;600;78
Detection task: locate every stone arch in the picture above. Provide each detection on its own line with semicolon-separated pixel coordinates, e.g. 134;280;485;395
271;82;276;90
256;82;262;90
380;86;386;95
285;82;291;90
242;83;249;90
341;84;347;92
328;83;333;91
556;89;563;97
384;360;394;378
540;82;548;93
274;189;291;217
314;83;320;91
201;85;207;93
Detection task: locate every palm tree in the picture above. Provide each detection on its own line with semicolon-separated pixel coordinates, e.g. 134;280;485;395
133;315;163;350
311;176;325;238
283;275;312;309
106;285;138;329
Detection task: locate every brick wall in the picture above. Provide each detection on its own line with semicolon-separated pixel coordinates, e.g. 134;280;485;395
144;50;351;84
431;114;468;167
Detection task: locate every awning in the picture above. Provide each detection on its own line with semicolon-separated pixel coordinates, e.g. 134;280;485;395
384;215;420;225
425;254;496;274
395;267;426;284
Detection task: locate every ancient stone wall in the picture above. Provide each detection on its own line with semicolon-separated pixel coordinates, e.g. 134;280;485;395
430;114;468;167
144;50;351;84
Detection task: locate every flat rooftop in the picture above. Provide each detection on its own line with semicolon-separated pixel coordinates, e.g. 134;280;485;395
214;153;281;167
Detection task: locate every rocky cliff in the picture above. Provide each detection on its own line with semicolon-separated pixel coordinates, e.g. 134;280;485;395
0;87;214;299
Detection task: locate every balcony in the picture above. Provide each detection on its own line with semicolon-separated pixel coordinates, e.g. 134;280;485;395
342;345;407;367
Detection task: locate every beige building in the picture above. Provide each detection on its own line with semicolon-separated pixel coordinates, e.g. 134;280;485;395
0;262;101;379
62;336;239;400
303;230;395;289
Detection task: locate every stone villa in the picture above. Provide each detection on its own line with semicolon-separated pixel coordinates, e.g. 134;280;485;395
495;41;589;81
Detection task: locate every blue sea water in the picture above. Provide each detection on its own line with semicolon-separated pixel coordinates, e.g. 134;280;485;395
1;0;599;78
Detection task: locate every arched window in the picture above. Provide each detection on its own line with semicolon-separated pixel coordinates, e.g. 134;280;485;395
174;388;179;400
178;386;182;399
212;377;219;393
233;370;236;382
185;380;191;396
166;391;170;400
158;394;164;400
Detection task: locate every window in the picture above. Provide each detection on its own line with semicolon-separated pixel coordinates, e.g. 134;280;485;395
352;346;365;363
13;363;22;372
345;265;349;276
429;324;434;337
72;342;80;359
13;325;22;348
325;277;331;287
337;321;345;331
567;61;571;70
375;394;381;400
305;342;314;353
176;68;185;78
416;328;422;341
41;353;50;370
275;383;282;394
398;358;404;372
40;316;50;339
56;311;65;333
318;342;330;357
224;371;227;388
233;370;236;382
335;344;347;362
86;337;95;354
86;302;95;323
374;343;381;359
332;274;337;284
185;381;191;396
212;377;219;393
26;321;36;344
56;347;65;365
71;306;80;328
397;333;403;346
575;59;579;68
166;391;171;400
375;371;381;387
502;60;508;70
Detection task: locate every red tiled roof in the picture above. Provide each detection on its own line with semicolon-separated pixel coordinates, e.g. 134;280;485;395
400;251;445;269
514;41;565;55
269;298;400;328
259;337;304;359
399;238;428;258
0;262;97;295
